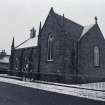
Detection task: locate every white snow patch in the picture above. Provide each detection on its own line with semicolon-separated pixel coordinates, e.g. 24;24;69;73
0;56;9;63
75;82;105;91
16;37;38;49
0;77;105;101
80;24;94;38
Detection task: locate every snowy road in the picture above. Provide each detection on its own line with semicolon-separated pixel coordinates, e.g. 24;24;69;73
0;81;104;105
0;76;105;102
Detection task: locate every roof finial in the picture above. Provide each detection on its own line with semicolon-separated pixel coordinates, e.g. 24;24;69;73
11;37;14;50
38;21;42;35
62;14;64;26
51;7;53;11
49;7;54;16
50;7;54;13
94;16;98;24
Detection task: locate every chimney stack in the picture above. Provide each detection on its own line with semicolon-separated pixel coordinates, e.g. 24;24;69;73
30;27;36;38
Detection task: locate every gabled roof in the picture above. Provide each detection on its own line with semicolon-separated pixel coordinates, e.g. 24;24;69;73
15;8;102;49
80;24;95;38
15;37;38;49
79;23;105;40
50;8;84;40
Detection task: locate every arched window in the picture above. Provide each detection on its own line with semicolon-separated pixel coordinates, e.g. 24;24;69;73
29;49;34;72
23;57;29;72
71;51;75;67
15;57;19;71
47;35;53;61
94;46;99;67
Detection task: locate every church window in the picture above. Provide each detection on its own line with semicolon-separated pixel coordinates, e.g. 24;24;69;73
94;46;99;67
47;35;53;61
15;57;19;71
24;57;29;72
71;51;75;67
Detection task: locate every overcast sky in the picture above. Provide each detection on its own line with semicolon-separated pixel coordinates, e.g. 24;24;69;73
0;0;105;54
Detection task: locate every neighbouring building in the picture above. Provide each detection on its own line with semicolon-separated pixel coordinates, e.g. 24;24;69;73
9;8;105;83
0;50;9;73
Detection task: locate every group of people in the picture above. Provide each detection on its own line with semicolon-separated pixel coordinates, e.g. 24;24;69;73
21;57;34;81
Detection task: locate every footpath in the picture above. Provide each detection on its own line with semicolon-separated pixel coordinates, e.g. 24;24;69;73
0;74;105;102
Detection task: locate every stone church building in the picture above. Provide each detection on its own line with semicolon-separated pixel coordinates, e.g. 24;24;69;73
9;8;105;83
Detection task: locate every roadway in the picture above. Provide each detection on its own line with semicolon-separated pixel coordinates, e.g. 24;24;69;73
0;81;104;105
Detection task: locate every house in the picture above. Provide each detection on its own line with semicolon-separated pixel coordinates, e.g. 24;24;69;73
0;50;9;73
9;8;105;83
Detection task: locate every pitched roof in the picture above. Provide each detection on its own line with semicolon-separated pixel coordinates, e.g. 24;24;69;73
52;9;84;40
80;24;95;38
15;8;98;49
15;37;38;49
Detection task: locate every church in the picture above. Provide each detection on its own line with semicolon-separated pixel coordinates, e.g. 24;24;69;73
9;8;105;83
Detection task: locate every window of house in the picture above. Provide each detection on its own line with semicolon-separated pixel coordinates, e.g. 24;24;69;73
94;46;99;67
47;35;53;61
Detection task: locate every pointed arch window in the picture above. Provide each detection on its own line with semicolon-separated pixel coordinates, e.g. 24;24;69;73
47;35;53;61
24;57;29;72
71;51;75;67
15;57;19;71
94;46;99;67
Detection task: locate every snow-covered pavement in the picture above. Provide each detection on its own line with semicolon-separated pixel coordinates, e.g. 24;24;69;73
74;82;105;90
0;76;105;102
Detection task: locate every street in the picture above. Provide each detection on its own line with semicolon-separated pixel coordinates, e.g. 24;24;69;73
0;81;104;105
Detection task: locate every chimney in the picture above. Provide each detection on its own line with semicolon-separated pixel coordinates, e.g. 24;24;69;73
30;27;36;38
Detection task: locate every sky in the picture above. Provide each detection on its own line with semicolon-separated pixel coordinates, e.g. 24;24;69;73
0;0;105;54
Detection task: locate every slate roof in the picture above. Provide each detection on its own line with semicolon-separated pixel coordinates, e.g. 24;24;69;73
15;37;38;49
15;8;97;49
54;11;84;40
80;24;95;38
51;8;98;40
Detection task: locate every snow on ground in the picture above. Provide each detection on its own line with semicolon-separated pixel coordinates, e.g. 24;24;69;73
0;76;105;102
0;74;21;79
74;82;105;90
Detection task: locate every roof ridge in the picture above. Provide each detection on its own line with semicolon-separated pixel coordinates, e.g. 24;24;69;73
15;37;38;49
49;8;63;30
64;16;83;27
53;12;63;28
54;12;83;28
80;24;95;39
15;38;30;49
